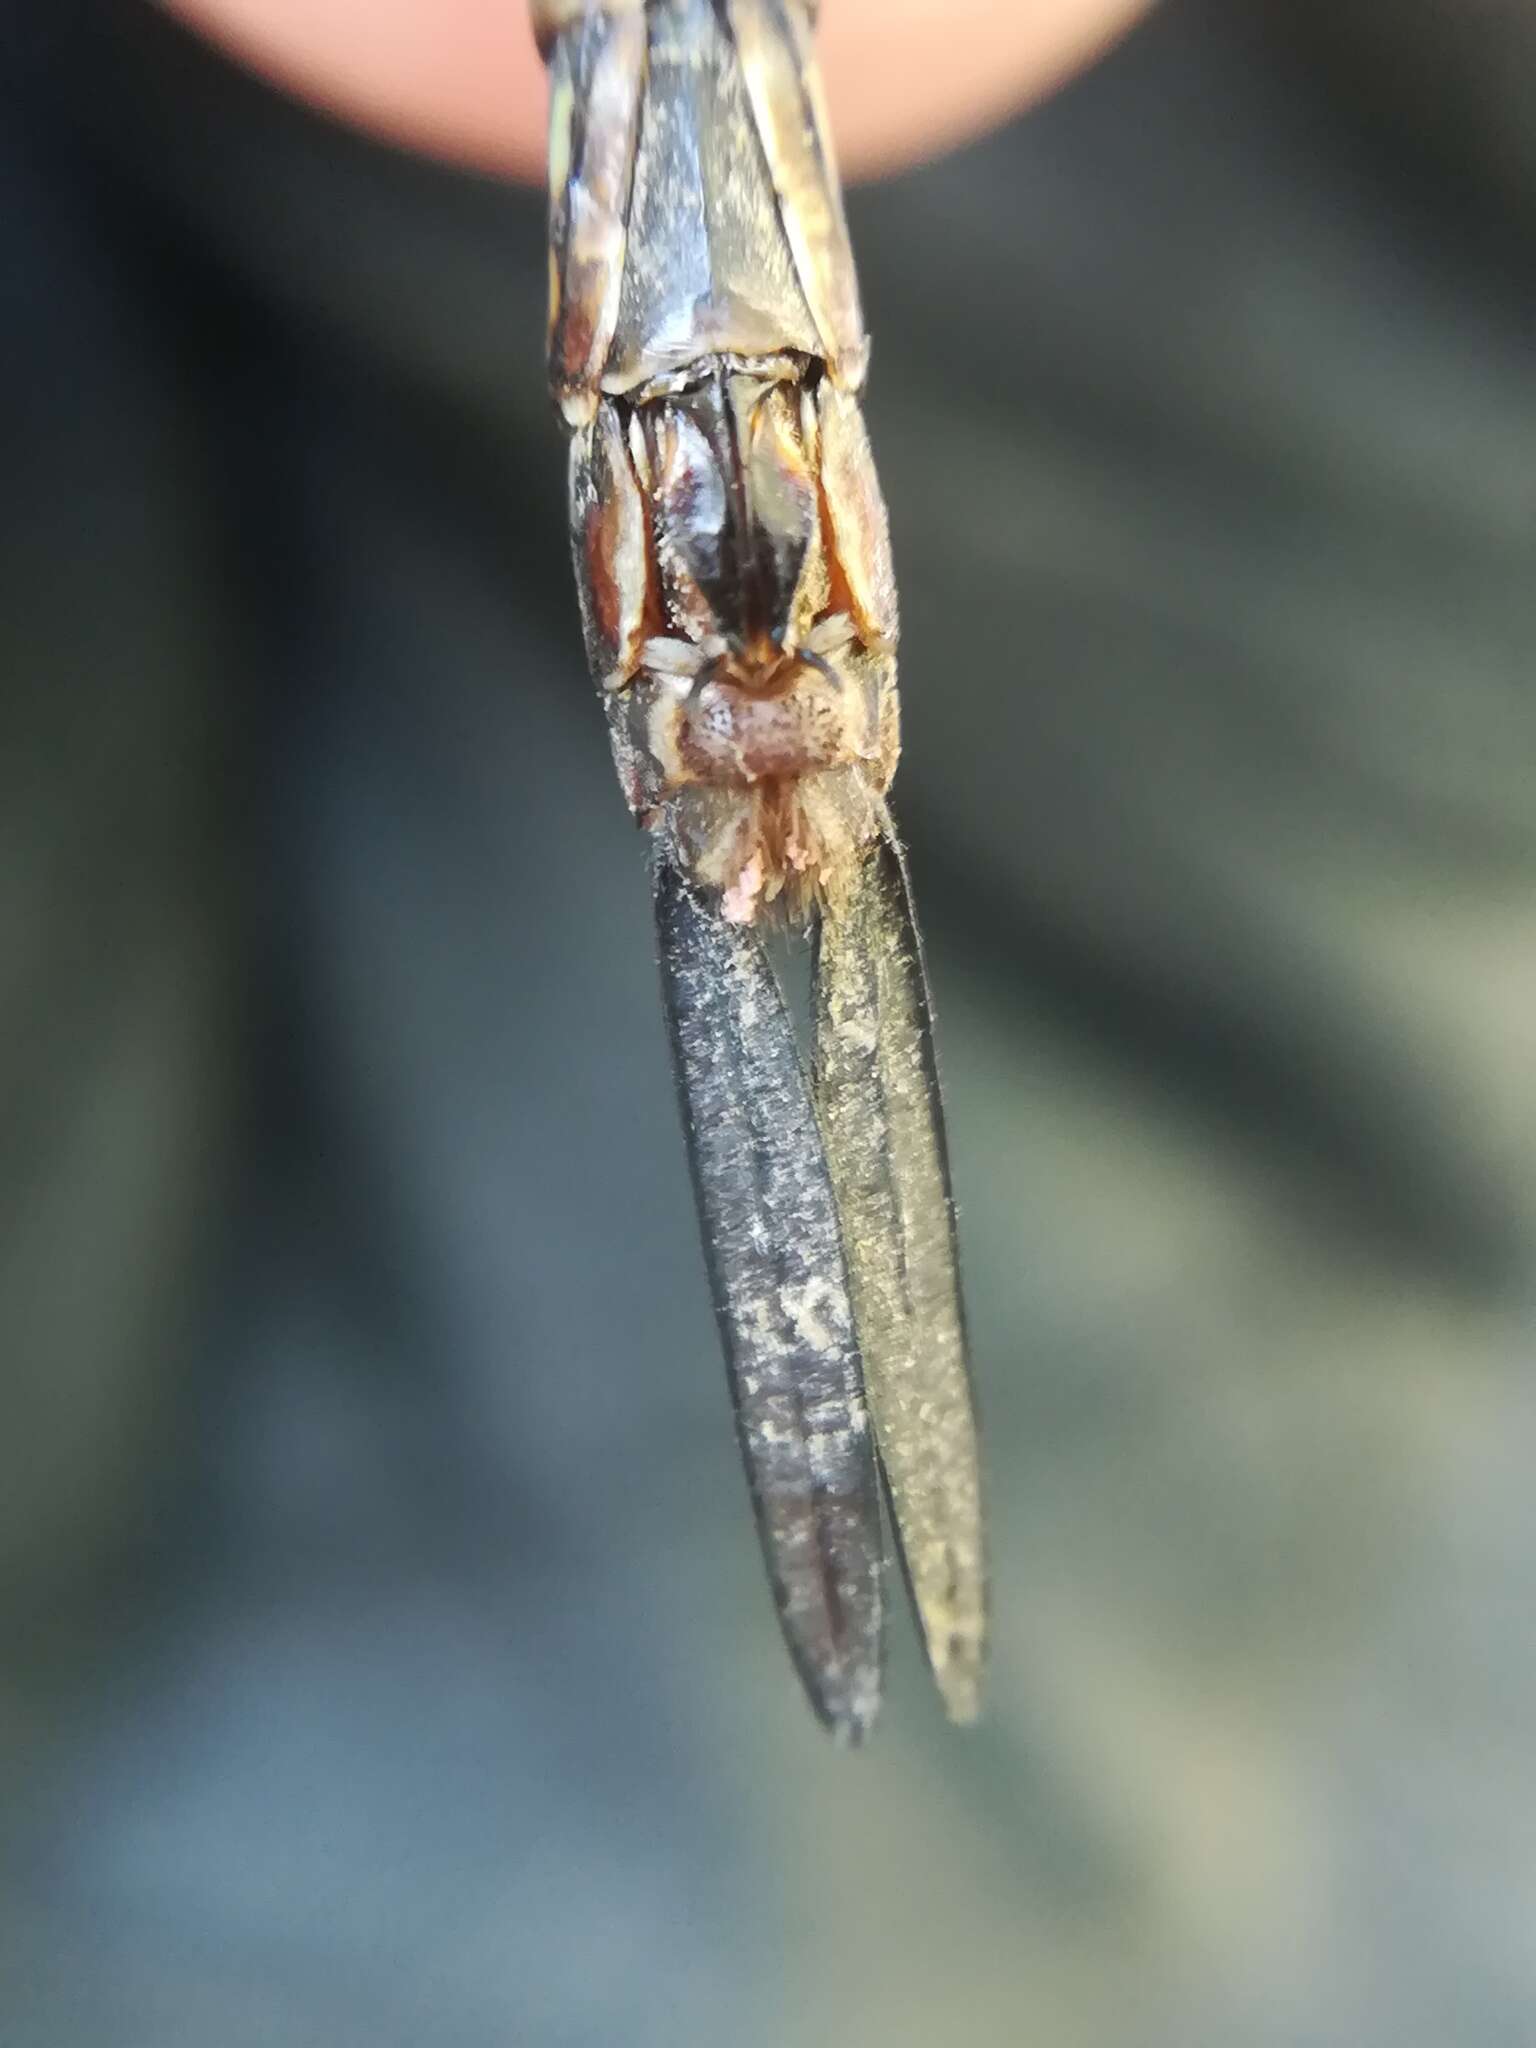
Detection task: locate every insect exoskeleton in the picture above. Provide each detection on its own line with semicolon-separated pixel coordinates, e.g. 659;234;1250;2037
537;0;985;1736
572;351;900;921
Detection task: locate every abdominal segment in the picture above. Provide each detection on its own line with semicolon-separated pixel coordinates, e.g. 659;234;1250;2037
571;354;899;920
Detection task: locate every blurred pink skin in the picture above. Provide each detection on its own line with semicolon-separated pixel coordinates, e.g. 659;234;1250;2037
161;0;1152;180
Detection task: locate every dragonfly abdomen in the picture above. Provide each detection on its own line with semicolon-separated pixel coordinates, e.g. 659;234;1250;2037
571;353;897;918
544;0;896;919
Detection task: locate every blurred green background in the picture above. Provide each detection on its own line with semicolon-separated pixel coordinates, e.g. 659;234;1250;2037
4;3;1536;2043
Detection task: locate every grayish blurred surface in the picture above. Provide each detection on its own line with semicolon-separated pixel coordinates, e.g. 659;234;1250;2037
3;2;1536;2042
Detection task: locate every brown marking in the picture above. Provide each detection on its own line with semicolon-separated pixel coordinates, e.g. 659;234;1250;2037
817;384;898;652
583;502;621;647
573;404;650;687
547;13;645;413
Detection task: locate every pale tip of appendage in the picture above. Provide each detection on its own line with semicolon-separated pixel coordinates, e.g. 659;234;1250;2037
827;1699;880;1750
934;1652;985;1728
814;1663;882;1749
557;384;599;431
